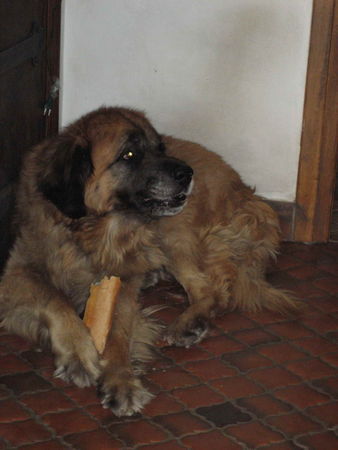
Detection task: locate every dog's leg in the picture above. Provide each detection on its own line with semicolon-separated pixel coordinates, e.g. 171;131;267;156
0;267;101;387
164;259;221;347
97;277;160;416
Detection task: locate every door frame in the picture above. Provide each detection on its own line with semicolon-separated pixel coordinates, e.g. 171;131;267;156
294;0;338;242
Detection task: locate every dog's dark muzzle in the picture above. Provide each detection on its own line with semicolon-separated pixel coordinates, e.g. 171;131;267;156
136;159;194;217
174;164;194;187
162;160;193;189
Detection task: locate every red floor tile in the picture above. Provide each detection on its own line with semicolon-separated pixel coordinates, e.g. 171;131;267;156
42;409;98;436
39;367;69;388
64;429;123;449
321;352;338;367
0;387;9;400
287;264;321;281
286;358;337;380
248;366;301;389
211;376;263;399
111;419;169;446
0;345;8;356
237;394;292;418
272;253;302;270
21;350;55;369
227;421;284;447
247;309;290;325
313;276;338;295
266;412;323;437
215;312;256;332
318;262;338;277
0;354;32;374
0;372;52;395
161;345;210;363
64;385;99;407
142;392;184;417
154;412;210;437
293;336;338;356
182;430;242;450
258;342;308;363
198;335;245;355
301;313;338;334
18;440;69;449
171;384;224;408
20;390;75;415
274;384;331;409
310;295;338;313
312;375;338;398
183;358;238;380
307;402;338;427
266;321;315;340
232;328;280;346
224;349;272;371
140;441;186;450
147;368;200;390
0;399;30;423
263;442;304;450
0;420;52;447
0;335;32;353
289;280;325;299
296;431;338;449
196;402;250;427
85;403;122;426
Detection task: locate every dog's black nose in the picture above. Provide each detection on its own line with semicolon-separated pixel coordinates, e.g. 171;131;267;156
174;165;193;184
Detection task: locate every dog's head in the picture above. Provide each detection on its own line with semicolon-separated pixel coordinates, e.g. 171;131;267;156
38;107;193;219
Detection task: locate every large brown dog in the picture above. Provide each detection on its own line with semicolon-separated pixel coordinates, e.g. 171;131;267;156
0;107;295;416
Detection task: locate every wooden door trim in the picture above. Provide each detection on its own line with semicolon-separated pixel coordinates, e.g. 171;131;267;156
294;0;338;242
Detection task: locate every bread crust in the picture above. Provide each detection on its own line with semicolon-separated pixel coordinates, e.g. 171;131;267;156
83;276;121;354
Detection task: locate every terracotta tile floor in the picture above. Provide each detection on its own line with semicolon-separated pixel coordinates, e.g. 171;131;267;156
0;242;337;449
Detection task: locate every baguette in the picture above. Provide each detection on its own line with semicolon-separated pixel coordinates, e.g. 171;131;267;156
83;276;121;354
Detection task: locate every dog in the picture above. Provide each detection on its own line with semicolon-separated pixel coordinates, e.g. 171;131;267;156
0;106;296;416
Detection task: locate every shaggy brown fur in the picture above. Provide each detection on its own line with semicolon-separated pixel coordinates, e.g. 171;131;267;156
0;106;296;416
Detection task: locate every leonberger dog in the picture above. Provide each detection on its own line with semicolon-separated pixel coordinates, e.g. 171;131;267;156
0;107;295;416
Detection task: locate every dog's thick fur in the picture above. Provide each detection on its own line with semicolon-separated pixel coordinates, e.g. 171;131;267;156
0;107;295;416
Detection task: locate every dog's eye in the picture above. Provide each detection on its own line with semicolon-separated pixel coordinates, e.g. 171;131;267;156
122;151;134;160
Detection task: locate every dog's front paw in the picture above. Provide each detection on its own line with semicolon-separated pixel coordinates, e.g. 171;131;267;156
166;316;209;348
53;328;101;388
98;368;153;417
54;356;99;388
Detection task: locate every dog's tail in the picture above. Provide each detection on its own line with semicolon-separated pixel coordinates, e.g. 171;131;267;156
231;267;301;315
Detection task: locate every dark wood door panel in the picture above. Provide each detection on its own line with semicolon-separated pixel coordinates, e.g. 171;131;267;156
0;0;44;51
0;0;61;272
0;58;46;187
0;1;46;188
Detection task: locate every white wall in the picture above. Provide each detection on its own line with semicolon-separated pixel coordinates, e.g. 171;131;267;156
61;0;313;202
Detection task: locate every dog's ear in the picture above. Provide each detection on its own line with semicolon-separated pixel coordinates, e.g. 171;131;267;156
38;137;93;219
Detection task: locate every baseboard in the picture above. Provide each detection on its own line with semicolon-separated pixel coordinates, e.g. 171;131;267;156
266;200;296;241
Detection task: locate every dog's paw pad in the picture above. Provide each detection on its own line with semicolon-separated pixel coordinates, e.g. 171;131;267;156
54;358;97;388
166;317;209;348
97;375;153;417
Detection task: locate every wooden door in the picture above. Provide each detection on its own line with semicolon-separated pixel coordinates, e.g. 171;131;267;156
0;0;61;272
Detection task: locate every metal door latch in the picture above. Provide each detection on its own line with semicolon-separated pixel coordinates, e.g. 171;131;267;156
43;78;60;116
